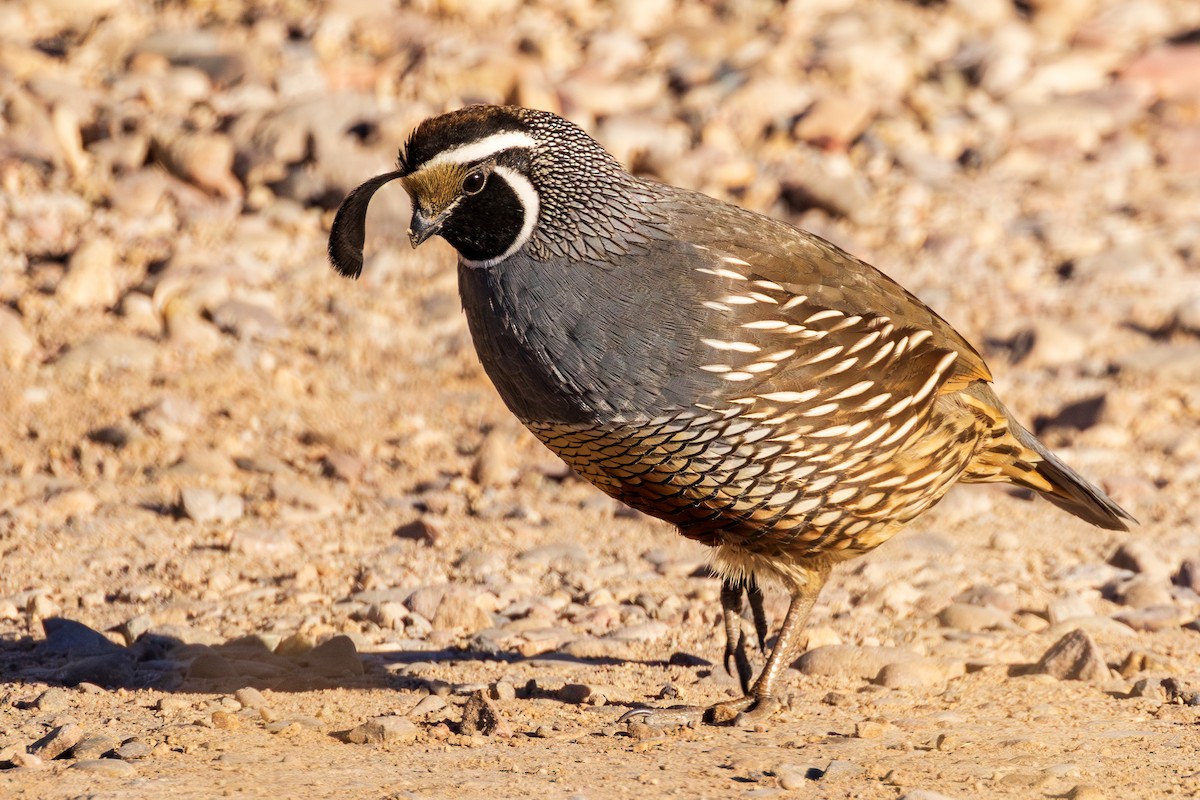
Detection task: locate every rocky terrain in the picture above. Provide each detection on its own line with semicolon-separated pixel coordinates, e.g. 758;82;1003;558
2;0;1199;797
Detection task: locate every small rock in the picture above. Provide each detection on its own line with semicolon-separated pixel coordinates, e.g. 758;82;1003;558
1118;576;1173;609
211;711;240;730
270;475;341;516
32;687;71;712
1064;785;1107;800
69;735;117;759
898;791;961;800
472;431;519;487
937;602;1012;632
116;739;150;760
58;237;118;309
9;751;44;769
346;716;418;745
821;759;864;780
0;306;35;368
491;681;517;702
367;601;408;630
180;487;244;524
459;690;510;737
299;635;363;677
854;720;893;739
607;621;668;642
56;333;157;374
187;652;238;680
56;653;135;688
1048;594;1095;624
874;658;965;689
1108;541;1171;580
394;518;443;546
1113;606;1185;632
432;588;492;635
228;528;300;557
28;723;85;760
777;765;818;790
40;617;122;659
556;684;595;705
1128;677;1166;701
211;299;285;340
409;695;447;717
70;759;136;777
234;687;267;709
795;645;919;680
1035;628;1112;682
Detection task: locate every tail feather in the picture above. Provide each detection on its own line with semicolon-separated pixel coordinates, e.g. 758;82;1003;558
958;384;1135;531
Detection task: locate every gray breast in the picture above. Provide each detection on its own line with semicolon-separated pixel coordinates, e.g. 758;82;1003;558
457;245;727;426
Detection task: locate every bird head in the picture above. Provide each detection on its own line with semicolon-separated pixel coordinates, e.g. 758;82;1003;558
328;105;637;277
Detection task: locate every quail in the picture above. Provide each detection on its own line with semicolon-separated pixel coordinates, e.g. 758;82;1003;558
328;105;1134;726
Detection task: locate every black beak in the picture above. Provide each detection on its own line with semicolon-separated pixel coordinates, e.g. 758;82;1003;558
327;170;405;279
408;208;446;248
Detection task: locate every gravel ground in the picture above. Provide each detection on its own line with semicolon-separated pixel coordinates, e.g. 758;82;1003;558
2;0;1200;798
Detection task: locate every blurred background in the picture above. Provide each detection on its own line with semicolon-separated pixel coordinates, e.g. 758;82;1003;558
1;0;1198;698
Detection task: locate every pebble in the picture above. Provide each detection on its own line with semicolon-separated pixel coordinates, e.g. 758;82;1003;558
70;758;137;777
59;237;119;309
187;652;238;680
459;690;510;737
116;739;151;760
270;475;342;516
937;602;1013;632
491;681;517;702
233;687;267;709
898;791;961;800
56;653;136;688
409;695;447;717
298;635;363;677
1108;542;1172;581
795;645;920;680
56;333;157;374
211;711;240;730
32;687;71;712
347;716;419;745
432;588;492;634
394;518;444;546
180;487;244;524
874;658;966;689
28;723;85;760
228;527;300;558
1036;629;1112;682
39;617;123;658
0;306;35;368
70;735;117;759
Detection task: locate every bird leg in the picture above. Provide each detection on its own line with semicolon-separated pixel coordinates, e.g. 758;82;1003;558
747;578;769;652
708;564;831;725
721;579;754;695
621;564;831;728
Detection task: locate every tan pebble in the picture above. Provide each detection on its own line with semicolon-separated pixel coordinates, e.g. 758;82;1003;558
0;306;34;368
59;237;118;309
211;711;239;730
1067;784;1107;800
854;719;892;739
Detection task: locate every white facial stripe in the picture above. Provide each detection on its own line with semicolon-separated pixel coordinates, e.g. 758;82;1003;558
420;131;537;170
460;165;539;269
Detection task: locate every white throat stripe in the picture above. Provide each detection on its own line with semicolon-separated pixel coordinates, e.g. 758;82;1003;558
460;164;539;269
420;131;537;170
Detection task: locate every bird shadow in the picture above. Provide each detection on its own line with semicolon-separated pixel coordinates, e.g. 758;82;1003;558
0;616;710;709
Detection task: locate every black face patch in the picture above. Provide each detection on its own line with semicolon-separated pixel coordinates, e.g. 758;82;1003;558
438;171;526;263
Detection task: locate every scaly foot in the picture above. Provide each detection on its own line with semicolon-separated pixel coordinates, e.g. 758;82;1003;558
618;694;781;728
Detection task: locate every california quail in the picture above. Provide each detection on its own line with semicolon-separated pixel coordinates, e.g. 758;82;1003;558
328;105;1134;726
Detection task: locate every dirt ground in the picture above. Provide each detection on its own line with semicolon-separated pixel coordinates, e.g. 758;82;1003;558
2;0;1200;798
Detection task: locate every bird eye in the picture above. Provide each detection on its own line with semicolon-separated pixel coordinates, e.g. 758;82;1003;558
462;170;487;195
